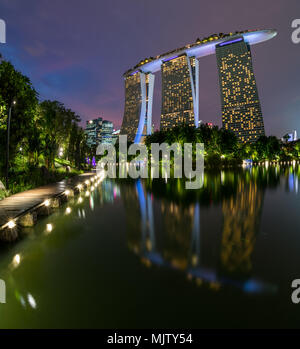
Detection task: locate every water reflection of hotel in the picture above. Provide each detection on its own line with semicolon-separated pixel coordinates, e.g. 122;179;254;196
220;180;263;278
121;178;276;294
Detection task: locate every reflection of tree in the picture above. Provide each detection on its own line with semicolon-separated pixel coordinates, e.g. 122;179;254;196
220;180;264;278
145;166;281;208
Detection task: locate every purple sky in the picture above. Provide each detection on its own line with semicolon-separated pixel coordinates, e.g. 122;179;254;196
0;0;299;136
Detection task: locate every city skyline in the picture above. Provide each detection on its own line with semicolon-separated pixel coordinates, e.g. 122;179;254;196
0;0;299;137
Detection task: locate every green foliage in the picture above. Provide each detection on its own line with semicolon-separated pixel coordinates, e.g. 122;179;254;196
146;123;240;166
145;124;299;166
0;59;92;195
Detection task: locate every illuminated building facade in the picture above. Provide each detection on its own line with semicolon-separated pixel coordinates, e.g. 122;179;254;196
101;120;114;144
161;55;199;130
120;72;155;143
121;29;276;143
85;117;102;147
216;37;265;143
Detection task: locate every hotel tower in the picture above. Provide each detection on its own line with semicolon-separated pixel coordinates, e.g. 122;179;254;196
216;37;265;143
121;29;276;143
161;54;199;130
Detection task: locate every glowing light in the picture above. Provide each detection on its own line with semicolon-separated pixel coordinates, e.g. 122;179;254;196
219;37;243;46
163;55;179;62
91;186;94;191
46;224;53;233
65;190;70;196
66;207;71;214
89;196;94;210
27;293;37;309
85;191;90;197
85;180;90;185
44;199;50;207
91;178;94;182
8;220;16;229
78;197;83;204
12;254;21;267
77;184;83;190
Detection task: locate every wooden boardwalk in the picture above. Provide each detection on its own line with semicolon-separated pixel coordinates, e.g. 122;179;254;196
0;172;95;228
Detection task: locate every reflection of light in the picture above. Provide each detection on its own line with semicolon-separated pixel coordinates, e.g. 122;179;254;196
20;296;26;308
27;293;37;309
78;197;83;204
289;173;294;192
265;161;269;169
192;255;198;266
91;178;94;182
91;186;94;191
221;171;225;184
77;184;83;190
89;196;94;210
65;190;70;196
44;199;50;207
46;224;53;233
66;207;71;214
8;220;16;229
85;191;90;197
12;254;21;267
85;180;90;185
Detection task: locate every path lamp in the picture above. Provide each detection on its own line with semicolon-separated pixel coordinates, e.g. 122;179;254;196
5;100;16;189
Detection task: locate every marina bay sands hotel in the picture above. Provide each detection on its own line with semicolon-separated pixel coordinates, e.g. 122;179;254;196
120;29;277;144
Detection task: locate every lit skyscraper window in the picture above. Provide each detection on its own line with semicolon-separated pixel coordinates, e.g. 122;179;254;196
216;37;265;143
161;54;199;130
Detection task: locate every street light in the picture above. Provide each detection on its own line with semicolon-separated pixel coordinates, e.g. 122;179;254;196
5;100;16;189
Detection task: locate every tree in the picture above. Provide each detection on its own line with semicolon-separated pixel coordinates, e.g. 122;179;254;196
0;60;38;172
39;100;81;169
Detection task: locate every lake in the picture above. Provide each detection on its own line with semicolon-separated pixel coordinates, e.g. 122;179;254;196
0;165;299;328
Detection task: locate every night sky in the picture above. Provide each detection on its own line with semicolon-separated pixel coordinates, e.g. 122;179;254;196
0;0;299;137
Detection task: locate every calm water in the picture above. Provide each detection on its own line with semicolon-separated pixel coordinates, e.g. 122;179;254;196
0;165;300;328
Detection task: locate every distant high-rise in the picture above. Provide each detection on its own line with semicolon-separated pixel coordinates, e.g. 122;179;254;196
101;120;114;144
216;37;265;143
161;54;199;130
112;129;120;145
85;117;102;147
120;72;155;143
